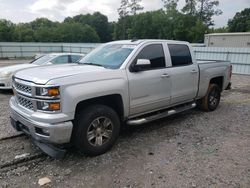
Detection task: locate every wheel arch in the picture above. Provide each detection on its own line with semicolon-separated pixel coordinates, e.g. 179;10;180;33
74;94;125;121
210;76;224;91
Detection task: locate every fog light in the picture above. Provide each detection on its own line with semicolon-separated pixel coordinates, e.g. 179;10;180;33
37;101;61;111
49;103;60;111
35;127;50;136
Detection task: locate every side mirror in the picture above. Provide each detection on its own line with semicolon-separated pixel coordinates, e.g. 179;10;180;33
130;59;151;72
47;62;53;65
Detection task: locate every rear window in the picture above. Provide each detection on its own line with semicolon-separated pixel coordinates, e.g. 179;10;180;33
168;44;192;67
71;55;83;63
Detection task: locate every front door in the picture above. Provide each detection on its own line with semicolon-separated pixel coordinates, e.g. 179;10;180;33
127;43;171;116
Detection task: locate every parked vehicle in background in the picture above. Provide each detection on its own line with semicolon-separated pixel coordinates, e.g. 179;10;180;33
0;53;85;89
10;40;232;158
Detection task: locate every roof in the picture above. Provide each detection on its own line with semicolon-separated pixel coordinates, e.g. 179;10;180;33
205;32;250;36
39;53;85;56
108;39;190;45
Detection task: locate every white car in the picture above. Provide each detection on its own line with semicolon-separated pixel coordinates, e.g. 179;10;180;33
0;53;85;89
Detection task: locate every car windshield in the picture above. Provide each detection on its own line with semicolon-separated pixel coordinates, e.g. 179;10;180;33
79;44;136;69
31;54;56;65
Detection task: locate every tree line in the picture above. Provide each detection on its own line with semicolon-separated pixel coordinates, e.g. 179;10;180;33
0;0;249;43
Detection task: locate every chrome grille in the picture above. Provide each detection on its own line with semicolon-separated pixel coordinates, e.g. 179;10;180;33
14;81;32;95
17;95;34;111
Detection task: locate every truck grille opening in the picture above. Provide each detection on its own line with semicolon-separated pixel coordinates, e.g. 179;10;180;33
17;95;34;111
14;81;32;95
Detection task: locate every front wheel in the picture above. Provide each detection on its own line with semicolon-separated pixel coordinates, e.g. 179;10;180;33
197;84;221;111
73;105;120;156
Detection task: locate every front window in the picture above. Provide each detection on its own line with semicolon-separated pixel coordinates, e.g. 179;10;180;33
134;44;166;70
79;44;136;69
31;55;56;65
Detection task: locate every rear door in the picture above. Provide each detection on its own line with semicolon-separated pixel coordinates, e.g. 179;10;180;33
168;44;199;104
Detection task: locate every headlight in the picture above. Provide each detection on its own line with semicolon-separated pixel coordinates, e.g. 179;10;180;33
37;101;61;111
36;87;60;98
0;71;12;78
36;86;61;112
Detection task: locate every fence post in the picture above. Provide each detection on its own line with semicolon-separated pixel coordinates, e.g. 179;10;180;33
226;51;230;61
0;45;2;58
20;45;23;58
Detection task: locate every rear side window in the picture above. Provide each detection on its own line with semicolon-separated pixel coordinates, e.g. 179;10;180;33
168;44;192;67
135;44;166;70
51;55;69;64
71;55;82;63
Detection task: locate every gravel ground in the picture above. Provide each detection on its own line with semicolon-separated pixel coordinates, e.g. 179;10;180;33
0;61;249;187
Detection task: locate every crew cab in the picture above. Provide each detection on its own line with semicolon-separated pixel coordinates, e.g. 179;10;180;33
10;40;232;158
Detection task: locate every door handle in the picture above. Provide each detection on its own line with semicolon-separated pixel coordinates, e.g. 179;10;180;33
191;70;198;74
161;73;170;78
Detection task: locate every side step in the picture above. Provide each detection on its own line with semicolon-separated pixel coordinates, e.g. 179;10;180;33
127;102;196;126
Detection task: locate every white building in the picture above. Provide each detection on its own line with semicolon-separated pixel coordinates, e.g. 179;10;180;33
204;32;250;48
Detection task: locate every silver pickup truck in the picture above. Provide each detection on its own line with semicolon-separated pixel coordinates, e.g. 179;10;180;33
10;40;232;158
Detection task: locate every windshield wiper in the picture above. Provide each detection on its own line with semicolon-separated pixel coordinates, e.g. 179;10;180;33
80;62;104;67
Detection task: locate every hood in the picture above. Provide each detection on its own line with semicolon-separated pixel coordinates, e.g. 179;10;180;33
14;64;107;84
0;64;35;74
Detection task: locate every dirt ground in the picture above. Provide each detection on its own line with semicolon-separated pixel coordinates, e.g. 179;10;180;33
0;61;249;188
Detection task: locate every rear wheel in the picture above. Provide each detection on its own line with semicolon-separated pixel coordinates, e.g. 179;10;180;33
73;105;120;156
197;84;221;111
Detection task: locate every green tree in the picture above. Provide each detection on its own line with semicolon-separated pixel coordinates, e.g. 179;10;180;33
188;20;208;42
55;22;100;43
117;0;131;40
0;19;14;42
162;0;179;14
113;15;134;40
129;0;144;15
64;12;111;42
182;0;197;15
197;0;222;26
113;9;207;42
171;13;207;42
161;0;183;39
33;27;55;42
228;8;250;32
118;0;129;18
209;27;228;33
13;23;34;42
30;18;58;30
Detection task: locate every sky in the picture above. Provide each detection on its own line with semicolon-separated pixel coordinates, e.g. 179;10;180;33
0;0;249;28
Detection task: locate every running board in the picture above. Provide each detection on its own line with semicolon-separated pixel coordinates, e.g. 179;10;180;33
127;102;196;126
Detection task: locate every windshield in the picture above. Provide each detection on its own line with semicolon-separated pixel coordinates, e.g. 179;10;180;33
31;54;56;65
79;44;136;69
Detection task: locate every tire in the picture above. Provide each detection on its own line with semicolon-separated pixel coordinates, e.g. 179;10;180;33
197;84;221;111
73;105;120;156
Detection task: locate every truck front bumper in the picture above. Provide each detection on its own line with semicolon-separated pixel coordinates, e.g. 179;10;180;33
10;97;73;158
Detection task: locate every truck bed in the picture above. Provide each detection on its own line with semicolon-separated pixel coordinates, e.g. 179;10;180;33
196;59;231;99
197;60;228;64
